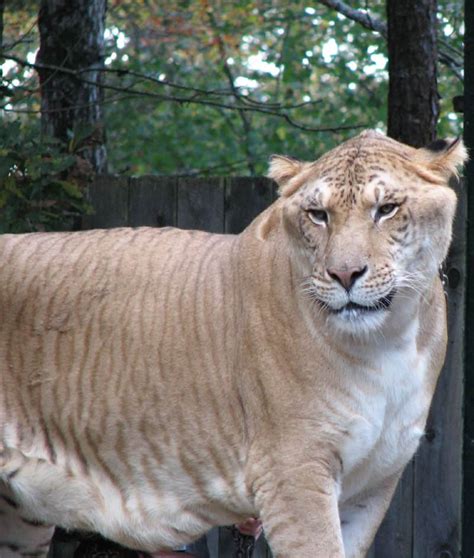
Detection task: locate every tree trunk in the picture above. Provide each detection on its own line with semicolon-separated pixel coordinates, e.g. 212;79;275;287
36;0;107;173
0;0;4;100
0;0;3;52
386;0;438;146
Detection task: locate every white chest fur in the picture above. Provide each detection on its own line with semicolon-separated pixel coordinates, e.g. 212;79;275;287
339;333;430;502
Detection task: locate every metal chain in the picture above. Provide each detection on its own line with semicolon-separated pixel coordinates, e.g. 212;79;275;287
231;526;256;558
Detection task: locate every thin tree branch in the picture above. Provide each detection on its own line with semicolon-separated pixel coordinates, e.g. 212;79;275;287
317;0;463;80
2;52;323;112
274;18;292;101
208;9;257;175
1;93;138;113
119;68;323;111
439;37;463;58
3;54;365;133
2;19;38;51
171;158;250;177
317;0;387;36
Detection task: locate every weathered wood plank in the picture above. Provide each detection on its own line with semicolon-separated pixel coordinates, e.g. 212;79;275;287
206;527;220;557
366;542;376;558
177;177;225;232
412;178;466;557
217;527;235;558
47;539;79;558
83;175;129;229
129;176;177;227
253;535;272;557
224;177;273;234
47;529;80;558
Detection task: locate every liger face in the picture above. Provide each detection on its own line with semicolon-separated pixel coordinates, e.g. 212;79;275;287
270;132;463;335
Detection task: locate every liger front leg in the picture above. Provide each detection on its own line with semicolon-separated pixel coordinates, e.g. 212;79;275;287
340;473;401;558
253;462;344;558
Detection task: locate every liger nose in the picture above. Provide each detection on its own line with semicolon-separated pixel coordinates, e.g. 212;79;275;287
327;265;368;292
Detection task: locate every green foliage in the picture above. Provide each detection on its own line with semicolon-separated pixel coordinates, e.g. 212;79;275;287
0;121;92;233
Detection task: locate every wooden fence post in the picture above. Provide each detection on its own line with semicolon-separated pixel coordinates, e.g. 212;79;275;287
413;178;466;557
129;176;177;228
83;175;129;229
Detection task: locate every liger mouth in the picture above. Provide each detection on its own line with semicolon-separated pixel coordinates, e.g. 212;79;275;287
327;290;396;314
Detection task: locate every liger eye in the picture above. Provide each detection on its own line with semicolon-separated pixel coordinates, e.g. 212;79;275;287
308;209;328;226
375;203;399;221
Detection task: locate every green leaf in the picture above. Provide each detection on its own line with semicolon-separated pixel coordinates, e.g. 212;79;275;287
276;127;287;141
4;176;27;200
70;123;96;152
50;155;77;173
0;189;10;208
53;180;83;199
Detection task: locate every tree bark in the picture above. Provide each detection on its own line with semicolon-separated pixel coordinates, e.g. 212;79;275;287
386;0;438;146
36;0;107;173
0;0;4;97
0;0;3;52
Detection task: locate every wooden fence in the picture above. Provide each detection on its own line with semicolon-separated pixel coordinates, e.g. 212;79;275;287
50;175;466;558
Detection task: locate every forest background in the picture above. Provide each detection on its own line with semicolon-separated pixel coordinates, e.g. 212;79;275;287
2;0;464;183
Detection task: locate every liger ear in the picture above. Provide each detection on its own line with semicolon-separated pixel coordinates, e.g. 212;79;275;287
415;137;468;180
267;155;308;197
